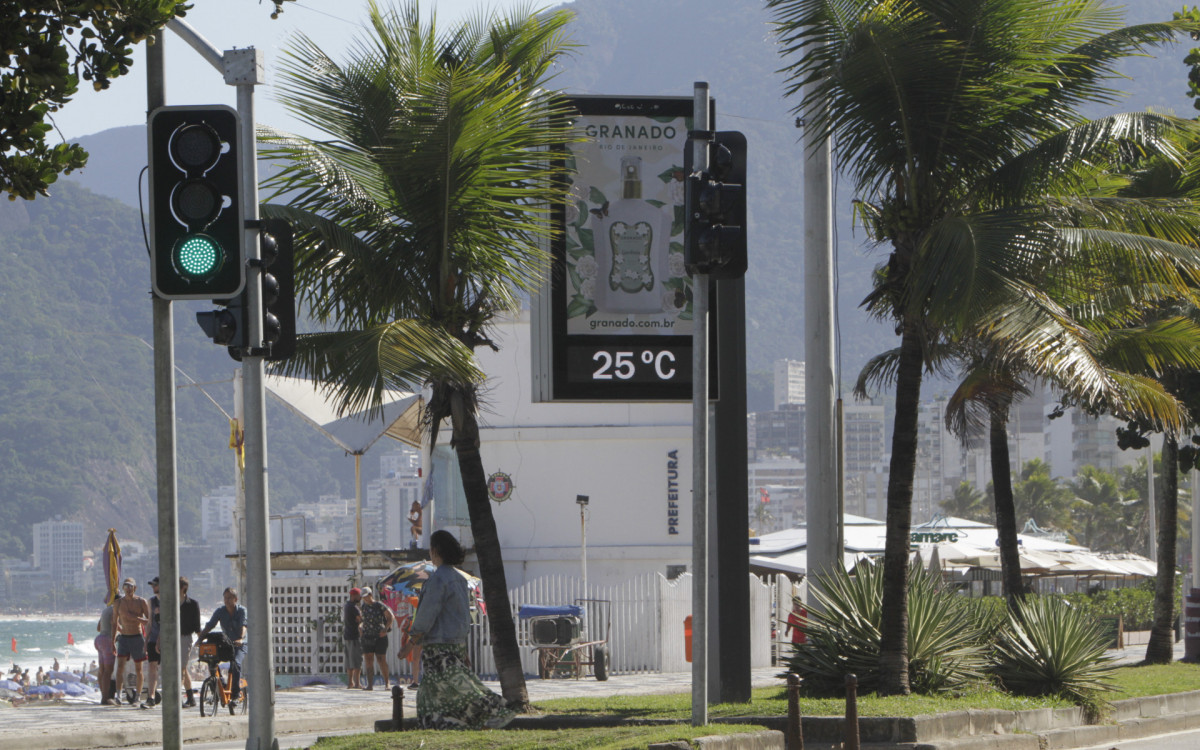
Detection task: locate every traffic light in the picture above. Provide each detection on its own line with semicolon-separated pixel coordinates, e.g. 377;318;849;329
196;219;295;361
259;218;296;361
149;105;245;300
684;130;747;280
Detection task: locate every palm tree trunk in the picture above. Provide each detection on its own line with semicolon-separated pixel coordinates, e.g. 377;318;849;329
1146;435;1178;664
989;409;1023;612
449;389;530;708
879;319;924;695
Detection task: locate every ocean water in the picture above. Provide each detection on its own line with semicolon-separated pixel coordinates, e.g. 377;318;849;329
3;618;99;676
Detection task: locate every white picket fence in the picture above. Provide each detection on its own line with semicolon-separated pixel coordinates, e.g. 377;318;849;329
390;572;777;680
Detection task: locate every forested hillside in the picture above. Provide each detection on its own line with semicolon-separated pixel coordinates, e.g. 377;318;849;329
0;183;354;557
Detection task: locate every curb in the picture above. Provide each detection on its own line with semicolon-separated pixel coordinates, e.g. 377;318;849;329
647;731;784;749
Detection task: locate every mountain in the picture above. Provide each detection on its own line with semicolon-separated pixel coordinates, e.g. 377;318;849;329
2;0;1194;557
0;182;356;557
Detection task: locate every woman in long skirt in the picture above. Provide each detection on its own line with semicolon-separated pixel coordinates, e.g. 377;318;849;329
399;530;513;730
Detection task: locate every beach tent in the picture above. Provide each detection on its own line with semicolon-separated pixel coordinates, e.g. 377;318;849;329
264;374;424;582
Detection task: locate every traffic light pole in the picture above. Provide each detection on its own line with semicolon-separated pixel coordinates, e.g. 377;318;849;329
146;31;183;750
690;81;710;728
164;19;277;750
231;50;277;750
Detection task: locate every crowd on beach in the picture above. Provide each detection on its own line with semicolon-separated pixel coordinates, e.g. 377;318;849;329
1;658;100;704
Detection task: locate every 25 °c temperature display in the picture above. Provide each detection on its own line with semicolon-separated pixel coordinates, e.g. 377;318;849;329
566;345;692;384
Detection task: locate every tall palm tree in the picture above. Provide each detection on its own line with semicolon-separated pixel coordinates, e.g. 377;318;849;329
771;0;1200;693
1070;465;1136;553
257;0;576;709
940;481;990;524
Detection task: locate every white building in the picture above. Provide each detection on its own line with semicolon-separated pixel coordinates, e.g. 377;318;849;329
425;312;694;588
773;359;805;409
200;486;236;543
32;520;84;585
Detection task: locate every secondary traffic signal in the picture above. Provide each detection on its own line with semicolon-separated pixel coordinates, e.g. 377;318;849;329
196;219;295;361
259;218;296;361
149;105;245;300
684;131;747;280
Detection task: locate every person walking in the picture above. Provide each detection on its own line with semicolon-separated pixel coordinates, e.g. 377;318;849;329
144;577;162;705
179;577;201;708
199;588;247;710
343;587;363;689
112;578;150;707
94;595;117;705
359;587;394;689
398;530;513;729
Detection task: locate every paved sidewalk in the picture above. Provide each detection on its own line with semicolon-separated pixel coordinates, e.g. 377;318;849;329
2;666;787;750
2;640;1189;750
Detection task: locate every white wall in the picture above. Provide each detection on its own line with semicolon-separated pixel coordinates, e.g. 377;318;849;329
457;312;694;589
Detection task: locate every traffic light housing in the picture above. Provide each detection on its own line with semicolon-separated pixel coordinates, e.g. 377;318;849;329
684;130;747;280
259;218;296;361
195;219;295;361
149;105;245;300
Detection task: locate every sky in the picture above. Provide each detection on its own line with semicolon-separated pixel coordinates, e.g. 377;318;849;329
53;0;542;141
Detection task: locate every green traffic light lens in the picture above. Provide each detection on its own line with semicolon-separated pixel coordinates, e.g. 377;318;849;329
173;234;224;279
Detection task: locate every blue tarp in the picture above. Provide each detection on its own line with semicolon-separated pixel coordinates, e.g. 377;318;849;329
518;604;582;620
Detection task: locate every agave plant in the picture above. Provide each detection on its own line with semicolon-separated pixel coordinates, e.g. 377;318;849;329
783;561;987;695
990;596;1118;707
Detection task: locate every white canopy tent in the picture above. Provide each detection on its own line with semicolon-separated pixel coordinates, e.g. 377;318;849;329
265;374;424;583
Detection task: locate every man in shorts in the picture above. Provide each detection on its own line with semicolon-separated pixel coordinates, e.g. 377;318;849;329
94;597;117;705
359;587;394;689
113;578;150;707
343;587;363;689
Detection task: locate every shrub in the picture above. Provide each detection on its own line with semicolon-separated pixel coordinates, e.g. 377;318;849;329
783;561;987;695
989;595;1117;710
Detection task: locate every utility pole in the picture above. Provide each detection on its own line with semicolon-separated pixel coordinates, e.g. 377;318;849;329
803;68;840;591
690;81;711;728
163;18;276;750
147;30;183;750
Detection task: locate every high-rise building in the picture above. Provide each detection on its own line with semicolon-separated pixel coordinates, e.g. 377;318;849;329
773;359;806;409
843;401;887;518
32;520;84;585
201;485;237;542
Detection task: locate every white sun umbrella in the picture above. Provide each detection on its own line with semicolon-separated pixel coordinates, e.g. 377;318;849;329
265;373;423;584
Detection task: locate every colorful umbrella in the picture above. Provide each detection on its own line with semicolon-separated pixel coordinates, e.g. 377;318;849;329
103;528;121;606
376;561;485;616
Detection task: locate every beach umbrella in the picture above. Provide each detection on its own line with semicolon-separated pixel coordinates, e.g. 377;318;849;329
47;670;80;682
25;685;55;695
0;679;19;690
377;561;485;615
58;682;89;696
103;528;121;605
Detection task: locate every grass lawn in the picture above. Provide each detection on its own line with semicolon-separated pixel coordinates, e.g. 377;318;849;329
309;661;1200;749
1109;661;1200;700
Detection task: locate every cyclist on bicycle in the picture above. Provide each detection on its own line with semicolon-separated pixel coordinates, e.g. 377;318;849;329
199;587;247;709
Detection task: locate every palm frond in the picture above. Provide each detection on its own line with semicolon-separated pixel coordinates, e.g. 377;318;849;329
268;322;482;419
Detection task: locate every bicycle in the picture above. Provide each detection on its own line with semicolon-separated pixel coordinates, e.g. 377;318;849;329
197;635;248;717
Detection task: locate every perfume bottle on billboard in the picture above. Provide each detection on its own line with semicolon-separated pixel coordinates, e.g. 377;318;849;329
592;156;669;314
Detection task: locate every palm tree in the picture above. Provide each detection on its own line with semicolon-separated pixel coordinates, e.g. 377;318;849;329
770;0;1200;693
940;481;990;524
1070;465;1135;552
257;0;576;709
